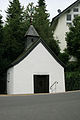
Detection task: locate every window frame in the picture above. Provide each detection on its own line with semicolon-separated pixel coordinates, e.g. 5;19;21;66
73;8;79;12
66;14;72;21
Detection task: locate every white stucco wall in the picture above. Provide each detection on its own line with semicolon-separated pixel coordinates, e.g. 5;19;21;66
7;67;14;94
54;14;68;52
7;43;65;94
54;3;80;52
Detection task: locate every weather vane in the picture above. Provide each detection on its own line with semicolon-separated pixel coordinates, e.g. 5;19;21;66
26;3;35;25
29;6;35;25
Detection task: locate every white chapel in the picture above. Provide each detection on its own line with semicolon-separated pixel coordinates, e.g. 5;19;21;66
7;25;65;94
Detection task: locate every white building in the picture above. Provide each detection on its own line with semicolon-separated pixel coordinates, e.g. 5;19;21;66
7;25;65;94
51;0;80;52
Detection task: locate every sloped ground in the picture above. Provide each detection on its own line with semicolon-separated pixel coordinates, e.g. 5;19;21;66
0;91;80;120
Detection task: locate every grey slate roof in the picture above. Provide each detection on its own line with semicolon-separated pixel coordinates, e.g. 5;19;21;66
25;25;39;37
51;0;80;24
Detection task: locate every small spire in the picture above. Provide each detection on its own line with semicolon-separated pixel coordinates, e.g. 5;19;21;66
25;25;40;49
25;25;39;37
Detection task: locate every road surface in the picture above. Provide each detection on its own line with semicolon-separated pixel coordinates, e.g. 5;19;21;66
0;91;80;120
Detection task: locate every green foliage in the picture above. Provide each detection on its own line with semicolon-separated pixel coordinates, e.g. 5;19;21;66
66;16;80;61
65;71;80;91
33;0;60;55
0;14;7;93
66;62;79;72
23;2;36;32
24;2;36;23
0;0;26;93
65;16;80;91
65;61;80;91
4;0;25;62
0;14;3;42
58;52;69;65
23;0;60;55
0;72;7;94
0;15;4;74
51;19;58;32
6;0;23;23
38;0;46;7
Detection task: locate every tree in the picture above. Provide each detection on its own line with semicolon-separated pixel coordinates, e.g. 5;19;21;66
4;0;25;62
24;2;36;24
65;16;80;91
23;0;60;55
0;13;4;72
0;0;25;93
65;71;80;91
58;52;69;65
66;16;80;62
0;14;3;42
38;0;45;7
33;0;60;55
23;2;36;32
0;14;7;93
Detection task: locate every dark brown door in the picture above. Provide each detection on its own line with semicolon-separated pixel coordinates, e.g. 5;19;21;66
34;75;49;93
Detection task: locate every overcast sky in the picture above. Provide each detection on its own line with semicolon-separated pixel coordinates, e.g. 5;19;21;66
0;0;76;21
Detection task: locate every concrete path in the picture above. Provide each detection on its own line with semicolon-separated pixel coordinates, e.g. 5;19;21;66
0;91;80;120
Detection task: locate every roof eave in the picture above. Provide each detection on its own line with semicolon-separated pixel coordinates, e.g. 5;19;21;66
51;0;80;24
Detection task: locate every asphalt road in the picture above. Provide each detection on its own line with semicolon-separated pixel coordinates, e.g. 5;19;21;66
0;91;80;120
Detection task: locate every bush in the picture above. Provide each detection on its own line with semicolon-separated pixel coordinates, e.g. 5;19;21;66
58;52;69;65
65;71;80;91
66;62;79;72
